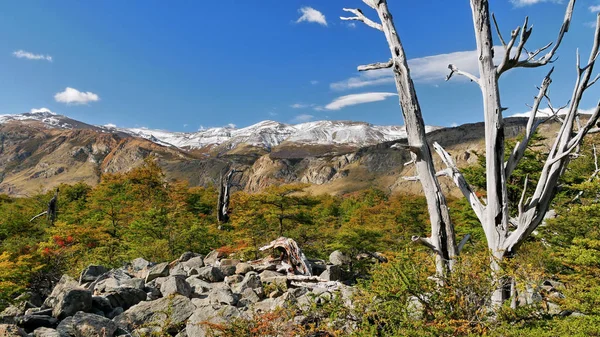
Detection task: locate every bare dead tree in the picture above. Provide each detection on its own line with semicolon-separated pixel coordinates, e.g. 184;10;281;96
30;188;59;225
217;168;243;225
342;0;600;307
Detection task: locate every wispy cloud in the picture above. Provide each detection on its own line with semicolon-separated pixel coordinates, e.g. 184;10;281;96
510;0;560;7
13;50;52;62
310;80;319;85
291;103;317;109
324;92;397;110
104;123;117;128
30;107;55;115
510;107;597;118
54;87;100;105
296;7;327;26
291;114;315;123
330;47;507;90
590;4;600;12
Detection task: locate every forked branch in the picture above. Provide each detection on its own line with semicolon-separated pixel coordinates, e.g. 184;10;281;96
341;8;383;31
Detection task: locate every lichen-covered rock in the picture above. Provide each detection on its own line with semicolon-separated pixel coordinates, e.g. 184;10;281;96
0;324;27;336
32;327;60;337
14;314;58;331
56;312;117;337
160;276;192;298
329;250;351;266
182;256;204;272
195;266;224;283
234;263;253;275
186;305;246;337
104;287;147;311
145;262;170;283
203;250;225;267
113;295;195;333
79;265;108;284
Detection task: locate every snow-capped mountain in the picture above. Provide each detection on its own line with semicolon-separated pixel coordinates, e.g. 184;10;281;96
0;109;442;151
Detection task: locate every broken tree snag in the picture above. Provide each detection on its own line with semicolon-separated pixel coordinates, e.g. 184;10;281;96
259;237;313;276
30;188;59;224
217;169;242;224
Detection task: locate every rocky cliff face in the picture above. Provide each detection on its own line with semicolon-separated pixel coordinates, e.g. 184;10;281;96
0;111;554;197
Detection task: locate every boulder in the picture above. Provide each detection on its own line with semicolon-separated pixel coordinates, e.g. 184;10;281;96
209;288;238;306
169;263;187;277
104;287;147;311
182;256;204;272
32;327;60;337
220;259;240;267
160;276;192;298
178;252;196;263
14;315;57;331
42;275;79;310
224;275;244;286
56;312;117;337
329;250;351;266
195;266;224;283
186;277;212;296
233;272;263;294
79;265;108;284
235;263;253;275
203;250;226;266
129;258;152;278
52;288;93;320
0;324;27;337
113;295;195;333
186;305;245;337
320;265;343;281
238;288;261;307
218;265;237;277
145;262;170;283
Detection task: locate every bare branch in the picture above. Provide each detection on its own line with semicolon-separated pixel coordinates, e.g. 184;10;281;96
571;144;600;203
446;64;481;85
341;8;383;31
433;142;485;221
497;0;575;74
505;67;553;178
587;73;600;89
30;211;48;222
411;236;438;253
361;0;378;10
517;175;529;217
358;59;393;71
457;234;472;253
492;13;507;47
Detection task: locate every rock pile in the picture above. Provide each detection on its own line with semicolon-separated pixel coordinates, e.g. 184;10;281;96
0;239;357;337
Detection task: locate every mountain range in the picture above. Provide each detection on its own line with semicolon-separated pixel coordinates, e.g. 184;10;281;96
0;109;539;197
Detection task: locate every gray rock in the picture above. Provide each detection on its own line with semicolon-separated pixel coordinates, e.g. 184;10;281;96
233;272;263;294
186;277;212;296
0;324;27;337
113;295;195;333
238;288;261;307
320;265;342;281
160;276;192;298
209;288;238;306
15;315;58;331
79;265;108;284
203;250;225;267
145;262;170;283
169;263;187;277
42;275;79;310
104;287;147;311
91;296;112;316
218;265;236;277
235;263;253;275
32;327;60;337
186;305;245;337
178;252;196;263
219;259;240;267
195;266;224;283
92;269;139;294
182;256;204;272
52;288;93;320
329;250;351;266
224;275;244;286
56;312;117;337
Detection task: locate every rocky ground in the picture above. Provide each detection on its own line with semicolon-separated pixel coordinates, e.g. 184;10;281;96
0;238;358;337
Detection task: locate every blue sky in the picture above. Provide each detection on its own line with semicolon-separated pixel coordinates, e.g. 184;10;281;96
0;0;598;131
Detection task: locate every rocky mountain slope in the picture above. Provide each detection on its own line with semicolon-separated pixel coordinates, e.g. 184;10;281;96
0;109;547;197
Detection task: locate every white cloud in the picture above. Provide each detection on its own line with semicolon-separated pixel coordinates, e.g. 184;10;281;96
510;107;597;118
296;7;327;26
310;80;319;85
590;5;600;12
13;50;52;62
510;0;560;7
30;107;55;115
346;22;356;29
450;122;459;127
104;123;117;128
183;124;188;128
54;87;100;105
585;21;598;28
291;103;317;109
330;47;510;90
324;92;397;110
291;114;315;123
226;123;236;128
269;111;278;116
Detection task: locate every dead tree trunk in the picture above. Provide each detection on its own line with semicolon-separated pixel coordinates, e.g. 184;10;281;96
341;0;600;308
217;169;242;224
342;0;469;276
30;188;59;225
